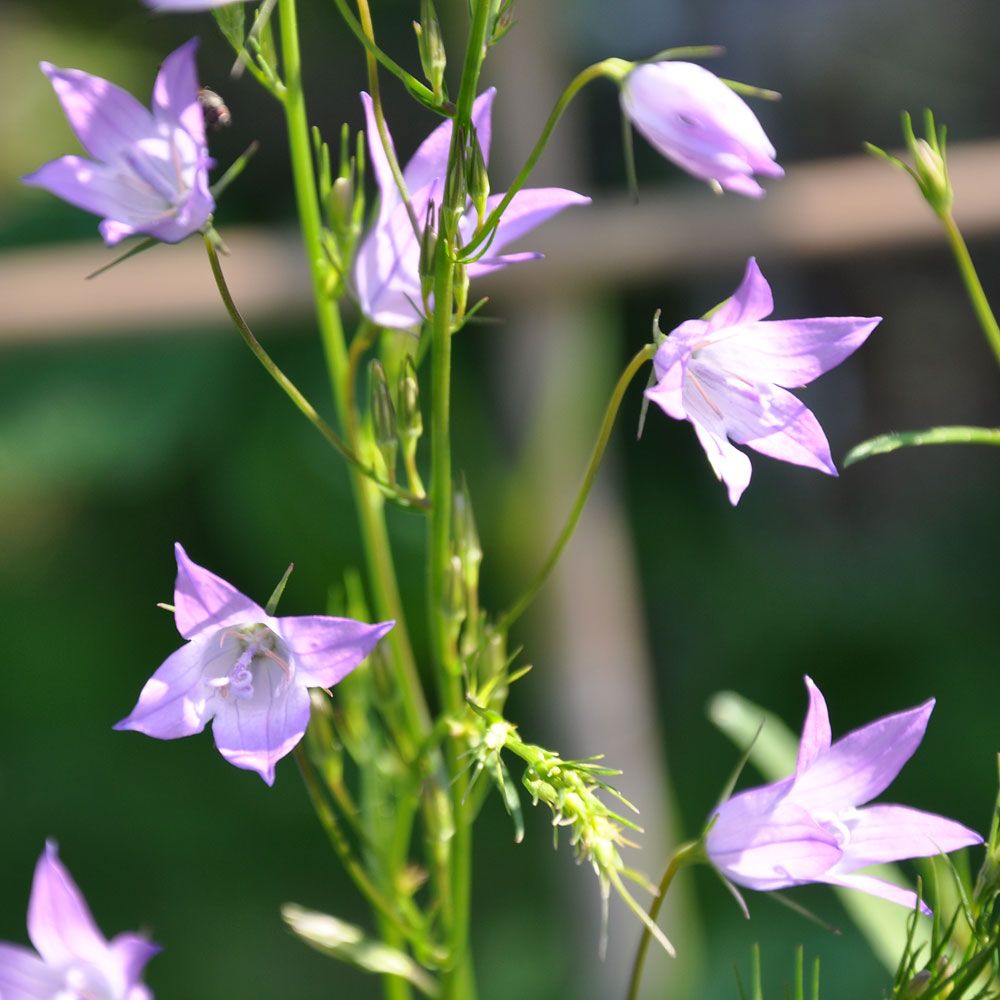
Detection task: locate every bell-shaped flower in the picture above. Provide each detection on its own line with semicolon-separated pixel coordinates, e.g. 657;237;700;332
353;89;590;330
23;39;214;246
115;544;393;785
621;61;783;198
645;258;880;504
143;0;249;8
0;841;159;1000
706;677;982;913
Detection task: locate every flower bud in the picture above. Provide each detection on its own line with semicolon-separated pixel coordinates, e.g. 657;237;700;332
912;134;952;215
418;201;439;310
414;0;447;100
465;126;490;228
369;359;398;483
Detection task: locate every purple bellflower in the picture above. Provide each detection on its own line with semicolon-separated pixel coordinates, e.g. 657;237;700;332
621;61;783;198
115;544;394;785
23;39;214;246
0;842;159;1000
143;0;249;8
706;677;982;913
645;258;880;504
353;89;590;329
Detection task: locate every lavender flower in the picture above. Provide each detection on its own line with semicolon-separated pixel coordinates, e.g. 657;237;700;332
143;0;249;8
115;544;393;785
706;677;982;913
23;39;214;246
0;842;159;1000
621;61;783;198
353;89;590;329
645;258;880;504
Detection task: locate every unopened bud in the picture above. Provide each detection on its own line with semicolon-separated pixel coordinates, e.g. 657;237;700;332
328;176;353;234
490;0;516;44
452;477;482;585
414;0;447;100
418;202;438;308
466;126;490;227
913;138;951;213
443;130;468;232
898;970;931;999
398;356;423;442
444;553;466;625
369;359;398;482
453;262;469;325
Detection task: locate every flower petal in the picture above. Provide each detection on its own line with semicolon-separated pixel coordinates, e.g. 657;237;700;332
706;258;774;331
108;932;161;993
211;672;312;785
114;632;227;739
820;871;930;915
0;944;59;1000
836;804;983;871
173;542;266;640
791;699;935;812
463;187;590;279
28;842;108;969
361;92;406;222
38;62;155;162
278;616;394;687
795;676;832;776
144;0;249;7
703;316;881;389
152;38;205;146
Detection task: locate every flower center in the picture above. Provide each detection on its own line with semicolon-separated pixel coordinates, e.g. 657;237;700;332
208;625;290;703
814;808;860;848
54;960;117;1000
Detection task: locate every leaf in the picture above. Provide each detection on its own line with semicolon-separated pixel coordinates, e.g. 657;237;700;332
845;426;1000;467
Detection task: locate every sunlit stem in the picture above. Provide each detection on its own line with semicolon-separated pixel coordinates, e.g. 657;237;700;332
496;342;656;633
940;213;1000;370
459;58;624;260
625;840;704;1000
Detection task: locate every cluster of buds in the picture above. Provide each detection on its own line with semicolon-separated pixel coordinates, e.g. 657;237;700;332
316;125;367;296
365;354;426;498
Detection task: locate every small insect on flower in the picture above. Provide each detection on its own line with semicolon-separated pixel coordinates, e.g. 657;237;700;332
198;86;232;130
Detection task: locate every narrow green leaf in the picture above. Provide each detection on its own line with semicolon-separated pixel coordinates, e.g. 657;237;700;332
264;563;294;615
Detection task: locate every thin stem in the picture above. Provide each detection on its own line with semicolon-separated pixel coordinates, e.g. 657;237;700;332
496;342;656;633
459;59;617;260
625;840;703;1000
941;213;1000;370
278;0;431;746
203;233;425;505
331;0;438;110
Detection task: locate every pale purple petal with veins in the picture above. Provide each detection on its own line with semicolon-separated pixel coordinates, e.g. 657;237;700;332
144;0;249;8
173;541;266;639
278;615;395;687
153;37;206;145
646;258;879;503
705;677;982;914
0;944;60;1000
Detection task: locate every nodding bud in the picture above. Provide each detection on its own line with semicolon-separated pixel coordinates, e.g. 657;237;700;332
398;355;423;442
415;0;447;100
466;126;490;227
369;359;398;482
418;201;439;307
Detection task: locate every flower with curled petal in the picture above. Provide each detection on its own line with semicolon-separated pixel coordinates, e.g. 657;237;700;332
23;40;213;245
353;88;590;330
0;842;159;1000
645;258;881;504
115;544;393;785
706;677;982;912
620;61;783;198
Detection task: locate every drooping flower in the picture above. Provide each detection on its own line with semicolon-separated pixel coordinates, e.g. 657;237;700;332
0;842;159;1000
23;39;214;246
143;0;249;8
115;544;394;785
645;258;880;504
620;61;783;198
706;677;982;913
353;89;590;330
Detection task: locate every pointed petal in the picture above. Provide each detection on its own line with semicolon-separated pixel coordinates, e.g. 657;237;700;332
646;341;691;420
706;258;774;330
211;675;311;785
28;842;108;968
791;699;935;812
278;616;394;687
465;250;542;278
836;804;983;871
39;61;155;162
703;316;881;389
820;871;930;915
152;39;204;144
114;632;226;739
145;0;249;7
0;944;59;1000
108;932;161;991
173;543;265;639
22;156;165;226
463;188;590;278
361;92;404;221
707;794;841;890
796;676;832;776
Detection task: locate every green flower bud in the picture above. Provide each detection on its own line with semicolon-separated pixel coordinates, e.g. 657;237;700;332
466;126;490;228
369;359;398;482
414;0;447;100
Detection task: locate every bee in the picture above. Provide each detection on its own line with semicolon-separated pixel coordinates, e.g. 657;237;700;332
198;87;232;131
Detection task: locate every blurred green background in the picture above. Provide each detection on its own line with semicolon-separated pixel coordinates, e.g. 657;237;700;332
1;1;999;998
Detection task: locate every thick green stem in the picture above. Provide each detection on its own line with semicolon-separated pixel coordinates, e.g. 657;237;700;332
625;840;703;1000
942;212;1000;370
496;342;656;633
460;58;621;260
278;0;430;752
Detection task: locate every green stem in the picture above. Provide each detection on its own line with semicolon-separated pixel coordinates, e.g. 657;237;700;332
942;212;1000;370
459;58;621;260
278;0;431;757
625;840;703;1000
496;342;655;633
202;234;425;509
330;0;438;110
